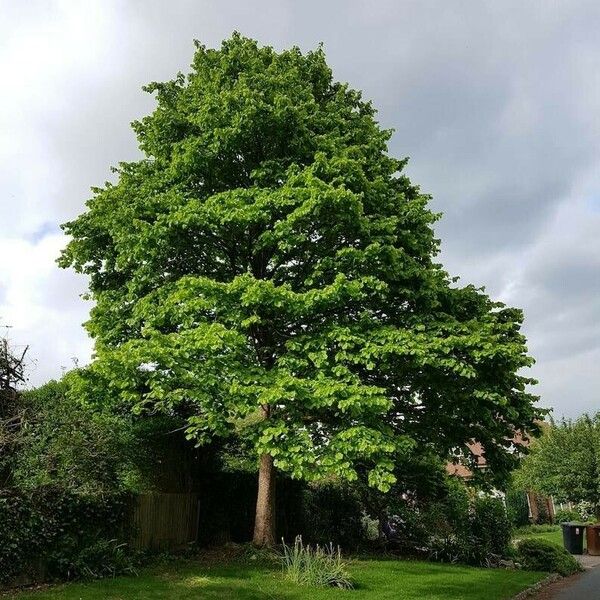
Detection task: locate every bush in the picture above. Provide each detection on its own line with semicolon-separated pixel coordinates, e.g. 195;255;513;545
50;539;138;580
469;496;512;560
425;497;511;566
299;483;365;549
554;508;581;523
575;501;596;522
0;487;132;585
424;486;512;566
380;478;513;567
385;477;471;557
506;489;530;527
282;536;353;589
516;539;582;576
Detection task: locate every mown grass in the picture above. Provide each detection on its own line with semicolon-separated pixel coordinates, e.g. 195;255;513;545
7;556;546;600
514;525;564;548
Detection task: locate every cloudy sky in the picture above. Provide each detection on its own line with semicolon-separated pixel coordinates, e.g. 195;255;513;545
1;0;598;417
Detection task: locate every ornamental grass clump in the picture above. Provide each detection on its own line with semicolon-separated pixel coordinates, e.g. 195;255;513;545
281;536;353;589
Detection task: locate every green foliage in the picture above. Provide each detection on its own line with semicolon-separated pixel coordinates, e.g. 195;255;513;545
0;487;132;585
370;475;512;566
384;477;471;556
55;539;138;580
516;538;582;576
506;488;531;527
6;557;547;600
299;482;365;549
575;500;596;522
281;536;353;589
12;378;148;494
403;482;512;566
469;496;512;559
60;33;540;494
515;415;600;515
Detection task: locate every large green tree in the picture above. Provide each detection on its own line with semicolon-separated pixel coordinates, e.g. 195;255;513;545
60;34;540;546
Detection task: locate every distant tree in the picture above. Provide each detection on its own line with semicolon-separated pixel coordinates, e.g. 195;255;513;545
0;336;27;486
515;415;600;516
60;34;541;546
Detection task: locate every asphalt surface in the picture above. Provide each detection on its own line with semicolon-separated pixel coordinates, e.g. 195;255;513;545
534;554;600;599
551;568;600;599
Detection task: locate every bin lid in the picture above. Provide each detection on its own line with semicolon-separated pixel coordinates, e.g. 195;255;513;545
561;521;588;527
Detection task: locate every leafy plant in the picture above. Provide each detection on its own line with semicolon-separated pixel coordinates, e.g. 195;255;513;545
281;536;353;589
506;488;531;527
13;378;148;495
554;508;581;523
470;496;513;560
0;487;132;585
514;414;600;518
575;500;596;522
52;539;138;580
516;538;582;576
386;483;513;567
60;33;541;547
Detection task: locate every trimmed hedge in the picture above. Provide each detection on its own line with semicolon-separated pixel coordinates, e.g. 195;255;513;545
516;538;582;576
0;487;132;585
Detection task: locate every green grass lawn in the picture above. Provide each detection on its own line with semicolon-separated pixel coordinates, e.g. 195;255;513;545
514;525;564;548
7;557;546;600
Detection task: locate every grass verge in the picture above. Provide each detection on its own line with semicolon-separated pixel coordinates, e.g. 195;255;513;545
6;553;547;600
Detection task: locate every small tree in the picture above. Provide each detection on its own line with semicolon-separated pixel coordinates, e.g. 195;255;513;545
60;35;540;546
0;336;27;486
515;415;600;516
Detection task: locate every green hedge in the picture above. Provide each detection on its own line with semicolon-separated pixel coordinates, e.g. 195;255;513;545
506;489;530;527
0;487;132;585
425;491;512;566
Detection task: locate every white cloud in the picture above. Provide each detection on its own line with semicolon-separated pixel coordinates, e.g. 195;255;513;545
1;0;599;416
0;233;92;385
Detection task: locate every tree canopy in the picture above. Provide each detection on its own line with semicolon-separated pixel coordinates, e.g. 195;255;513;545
60;34;541;544
515;415;600;513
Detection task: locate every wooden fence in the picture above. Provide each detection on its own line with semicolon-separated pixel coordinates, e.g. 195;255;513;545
130;493;200;551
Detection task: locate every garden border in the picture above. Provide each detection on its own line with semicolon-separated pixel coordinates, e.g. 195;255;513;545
511;573;561;599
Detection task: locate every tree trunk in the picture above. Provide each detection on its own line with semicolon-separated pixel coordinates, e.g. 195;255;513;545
253;452;276;547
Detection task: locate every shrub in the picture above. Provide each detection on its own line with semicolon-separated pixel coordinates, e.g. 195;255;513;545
575;501;596;522
50;539;138;580
423;488;512;567
281;536;353;589
470;496;512;560
299;483;365;549
554;508;581;523
506;489;530;527
516;538;582;576
0;487;132;585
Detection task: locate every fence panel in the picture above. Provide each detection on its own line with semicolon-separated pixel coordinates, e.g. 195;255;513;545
131;493;200;550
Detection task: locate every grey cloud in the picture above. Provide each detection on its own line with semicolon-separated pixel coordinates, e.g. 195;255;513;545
1;0;599;418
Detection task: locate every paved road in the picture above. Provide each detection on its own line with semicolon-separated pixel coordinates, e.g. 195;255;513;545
549;568;600;599
534;554;600;599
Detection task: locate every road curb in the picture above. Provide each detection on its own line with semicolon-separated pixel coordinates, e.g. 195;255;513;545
511;573;562;599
